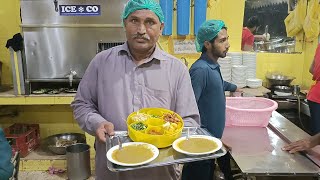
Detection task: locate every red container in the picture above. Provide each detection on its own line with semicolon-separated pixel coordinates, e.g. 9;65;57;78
4;123;40;157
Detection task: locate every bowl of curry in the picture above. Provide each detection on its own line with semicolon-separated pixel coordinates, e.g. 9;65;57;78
172;135;222;156
106;142;159;166
127;108;184;148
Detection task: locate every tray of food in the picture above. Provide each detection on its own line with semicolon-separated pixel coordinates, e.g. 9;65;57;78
106;108;226;172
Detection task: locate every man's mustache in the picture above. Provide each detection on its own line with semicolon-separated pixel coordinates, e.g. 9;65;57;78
132;34;150;41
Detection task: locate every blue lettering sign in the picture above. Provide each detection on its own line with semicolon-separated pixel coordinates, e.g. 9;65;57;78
59;5;101;16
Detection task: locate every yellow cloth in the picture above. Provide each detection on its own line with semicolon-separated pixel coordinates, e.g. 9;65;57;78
284;0;307;37
303;0;320;40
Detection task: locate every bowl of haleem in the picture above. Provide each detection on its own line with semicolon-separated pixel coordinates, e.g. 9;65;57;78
172;135;222;156
106;142;159;166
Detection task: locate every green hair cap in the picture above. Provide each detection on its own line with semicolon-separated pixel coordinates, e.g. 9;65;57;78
122;0;165;23
195;20;226;52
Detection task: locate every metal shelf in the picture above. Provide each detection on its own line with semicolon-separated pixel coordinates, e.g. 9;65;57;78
0;89;75;105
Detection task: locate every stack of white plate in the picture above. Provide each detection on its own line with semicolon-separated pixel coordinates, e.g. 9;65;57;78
218;56;232;82
227;52;242;66
246;78;262;88
242;52;257;79
231;65;247;88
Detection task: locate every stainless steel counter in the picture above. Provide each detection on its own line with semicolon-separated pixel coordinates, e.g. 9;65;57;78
222;111;320;176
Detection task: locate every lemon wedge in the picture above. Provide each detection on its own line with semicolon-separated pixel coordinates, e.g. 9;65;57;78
163;122;170;130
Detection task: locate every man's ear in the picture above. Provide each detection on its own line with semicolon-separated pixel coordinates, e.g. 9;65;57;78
123;19;127;27
203;41;211;50
160;23;164;32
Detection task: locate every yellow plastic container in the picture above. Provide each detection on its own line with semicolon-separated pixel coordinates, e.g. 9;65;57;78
146;118;165;127
147;109;164;118
127;108;184;148
145;126;165;135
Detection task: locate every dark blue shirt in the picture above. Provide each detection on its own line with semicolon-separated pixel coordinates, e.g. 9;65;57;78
190;53;237;138
0;128;13;180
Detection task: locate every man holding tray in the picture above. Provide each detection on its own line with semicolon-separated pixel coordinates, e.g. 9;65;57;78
71;0;200;179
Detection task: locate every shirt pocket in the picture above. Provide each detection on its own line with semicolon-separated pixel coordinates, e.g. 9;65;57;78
144;87;171;108
144;77;171;107
144;86;169;97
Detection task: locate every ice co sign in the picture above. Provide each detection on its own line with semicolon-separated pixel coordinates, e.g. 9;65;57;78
59;5;101;16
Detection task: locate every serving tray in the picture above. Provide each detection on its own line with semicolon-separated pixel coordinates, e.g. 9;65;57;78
106;127;227;172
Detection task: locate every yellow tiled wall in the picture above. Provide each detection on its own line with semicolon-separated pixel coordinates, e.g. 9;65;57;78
256;53;304;86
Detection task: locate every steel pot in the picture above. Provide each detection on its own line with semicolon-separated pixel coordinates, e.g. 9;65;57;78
66;143;91;180
272;42;295;53
254;38;283;51
273;85;293;93
44;133;86;155
266;74;295;87
292;85;300;95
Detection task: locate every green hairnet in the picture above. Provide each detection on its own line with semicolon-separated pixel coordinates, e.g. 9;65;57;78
122;0;165;23
195;20;226;52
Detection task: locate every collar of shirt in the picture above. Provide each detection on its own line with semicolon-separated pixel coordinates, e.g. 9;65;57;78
200;53;220;70
118;42;167;63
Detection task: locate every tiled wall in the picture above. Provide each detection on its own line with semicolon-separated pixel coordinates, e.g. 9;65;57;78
256;53;304;86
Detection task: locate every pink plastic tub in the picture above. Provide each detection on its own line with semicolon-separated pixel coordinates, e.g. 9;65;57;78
225;97;278;127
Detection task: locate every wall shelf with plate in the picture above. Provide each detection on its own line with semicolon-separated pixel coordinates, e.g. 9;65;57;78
0;89;75;105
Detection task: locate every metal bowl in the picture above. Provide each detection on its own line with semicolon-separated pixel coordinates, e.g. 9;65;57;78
273;85;293;93
266;74;295;87
254;38;283;51
44;133;86;155
272;42;295;53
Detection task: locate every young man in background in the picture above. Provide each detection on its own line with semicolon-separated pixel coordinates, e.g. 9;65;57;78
182;20;241;180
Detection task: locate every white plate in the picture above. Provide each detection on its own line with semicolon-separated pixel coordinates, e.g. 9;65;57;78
274;91;292;96
248;85;262;88
106;142;159;166
172;135;222;156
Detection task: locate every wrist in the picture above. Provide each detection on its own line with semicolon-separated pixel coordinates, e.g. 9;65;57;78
310;134;320;147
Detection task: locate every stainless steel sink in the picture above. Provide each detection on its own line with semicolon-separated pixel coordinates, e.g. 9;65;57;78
274;99;310;117
300;100;310;117
274;99;296;109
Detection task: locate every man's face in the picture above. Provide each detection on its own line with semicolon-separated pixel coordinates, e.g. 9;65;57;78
124;10;164;53
209;29;230;58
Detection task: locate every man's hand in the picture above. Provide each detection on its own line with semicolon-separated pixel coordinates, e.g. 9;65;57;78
282;136;318;153
95;121;115;143
222;140;232;152
262;33;270;41
254;34;267;41
230;88;243;97
235;88;243;93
